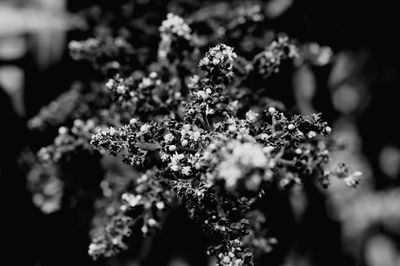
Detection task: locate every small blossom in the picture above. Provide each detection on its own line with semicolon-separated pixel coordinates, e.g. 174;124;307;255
170;164;179;171
159;13;191;40
182;166;191;176
245;110;259;122
307;131;317;138
156;202;165;210
268;107;276;114
325;126;332;134
164;133;174;143
181;139;188;147
169;145;177;152
129;118;138;125
58;126;68;135
140;124;151;132
121;193;142;207
287;124;295;130
148;218;157;227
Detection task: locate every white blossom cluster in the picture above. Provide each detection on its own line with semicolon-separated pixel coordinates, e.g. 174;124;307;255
199;44;238;69
159;13;192;40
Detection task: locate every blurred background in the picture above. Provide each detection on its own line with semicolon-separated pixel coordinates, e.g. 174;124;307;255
1;0;399;265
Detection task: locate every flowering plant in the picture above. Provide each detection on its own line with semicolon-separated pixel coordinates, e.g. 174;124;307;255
26;2;359;265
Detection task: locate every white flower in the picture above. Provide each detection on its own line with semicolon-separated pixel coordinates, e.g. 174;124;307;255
344;171;362;188
160;152;169;162
181;139;188;147
169;145;177;152
325;126;332;134
200;57;209;66
182;166;191;176
121;193;142;207
268;107;276;114
140;124;151;132
307;131;317;138
263;145;274;153
109;127;117;136
170;164;179;171
232;142;268;167
105;79;115;89
228;125;237;132
141;77;152;87
164;133;174;143
156;202;165;210
58;126;68;135
188;75;200;88
159;13;191;40
170;153;184;166
245;110;259;122
129;118;138;125
117;85;126;94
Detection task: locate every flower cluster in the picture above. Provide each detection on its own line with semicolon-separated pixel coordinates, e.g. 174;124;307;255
89;40;359;265
158;13;198;64
89;167;176;259
38;119;99;164
204;137;272;192
199;44;238;84
159;13;192;41
104;72;183;120
27;4;360;266
27;163;63;214
251;34;298;78
88;214;133;259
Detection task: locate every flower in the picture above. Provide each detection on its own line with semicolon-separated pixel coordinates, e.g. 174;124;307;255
121;193;142;207
182;166;191;176
164;133;174;143
245;110;259;122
